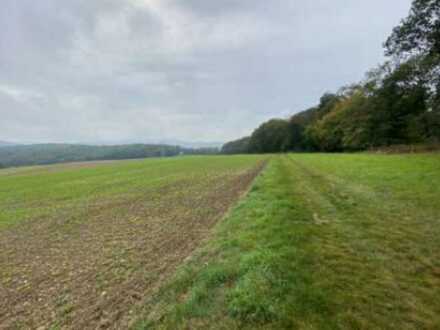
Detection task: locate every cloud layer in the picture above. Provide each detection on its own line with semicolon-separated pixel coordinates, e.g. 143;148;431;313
0;0;412;144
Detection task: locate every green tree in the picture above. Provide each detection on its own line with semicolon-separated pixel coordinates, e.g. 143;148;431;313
221;137;251;154
385;0;440;109
305;91;371;151
249;119;291;153
366;60;430;145
385;0;440;60
285;120;306;151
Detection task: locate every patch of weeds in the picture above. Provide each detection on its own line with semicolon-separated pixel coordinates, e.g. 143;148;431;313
55;293;74;323
227;271;278;323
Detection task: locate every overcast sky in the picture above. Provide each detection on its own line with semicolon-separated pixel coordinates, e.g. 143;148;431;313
0;0;412;144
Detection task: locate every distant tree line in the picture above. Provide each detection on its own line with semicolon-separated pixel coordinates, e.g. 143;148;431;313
0;144;218;168
222;0;440;154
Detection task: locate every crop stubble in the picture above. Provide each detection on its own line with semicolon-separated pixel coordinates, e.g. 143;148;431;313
0;160;265;329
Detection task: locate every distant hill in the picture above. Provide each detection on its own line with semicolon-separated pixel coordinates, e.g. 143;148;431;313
0;143;218;169
156;139;224;149
0;141;17;147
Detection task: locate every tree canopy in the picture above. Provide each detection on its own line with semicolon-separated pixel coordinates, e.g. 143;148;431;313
385;0;440;110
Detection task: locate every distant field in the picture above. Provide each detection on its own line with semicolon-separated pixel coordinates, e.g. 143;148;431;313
136;153;440;329
1;153;440;329
0;156;264;329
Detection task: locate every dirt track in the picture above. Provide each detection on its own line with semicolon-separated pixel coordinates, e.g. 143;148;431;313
0;162;264;329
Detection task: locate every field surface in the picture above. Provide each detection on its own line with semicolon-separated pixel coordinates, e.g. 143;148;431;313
0;156;264;329
1;153;440;329
135;153;440;329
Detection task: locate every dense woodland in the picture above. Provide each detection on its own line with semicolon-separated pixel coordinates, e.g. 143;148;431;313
222;0;440;154
0;144;217;168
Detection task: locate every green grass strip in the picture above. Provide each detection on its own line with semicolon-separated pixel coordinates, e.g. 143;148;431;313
135;156;334;329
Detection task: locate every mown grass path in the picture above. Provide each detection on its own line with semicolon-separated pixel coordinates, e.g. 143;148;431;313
137;153;440;329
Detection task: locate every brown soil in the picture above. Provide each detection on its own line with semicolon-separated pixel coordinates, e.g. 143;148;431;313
0;162;265;329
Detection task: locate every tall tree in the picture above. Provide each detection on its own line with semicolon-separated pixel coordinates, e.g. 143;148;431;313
248;119;291;153
385;0;440;108
385;0;440;58
221;137;250;154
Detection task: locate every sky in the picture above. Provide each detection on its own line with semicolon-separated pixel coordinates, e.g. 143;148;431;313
0;0;413;145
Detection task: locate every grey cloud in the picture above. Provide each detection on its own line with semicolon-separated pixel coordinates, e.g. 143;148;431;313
0;0;412;144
